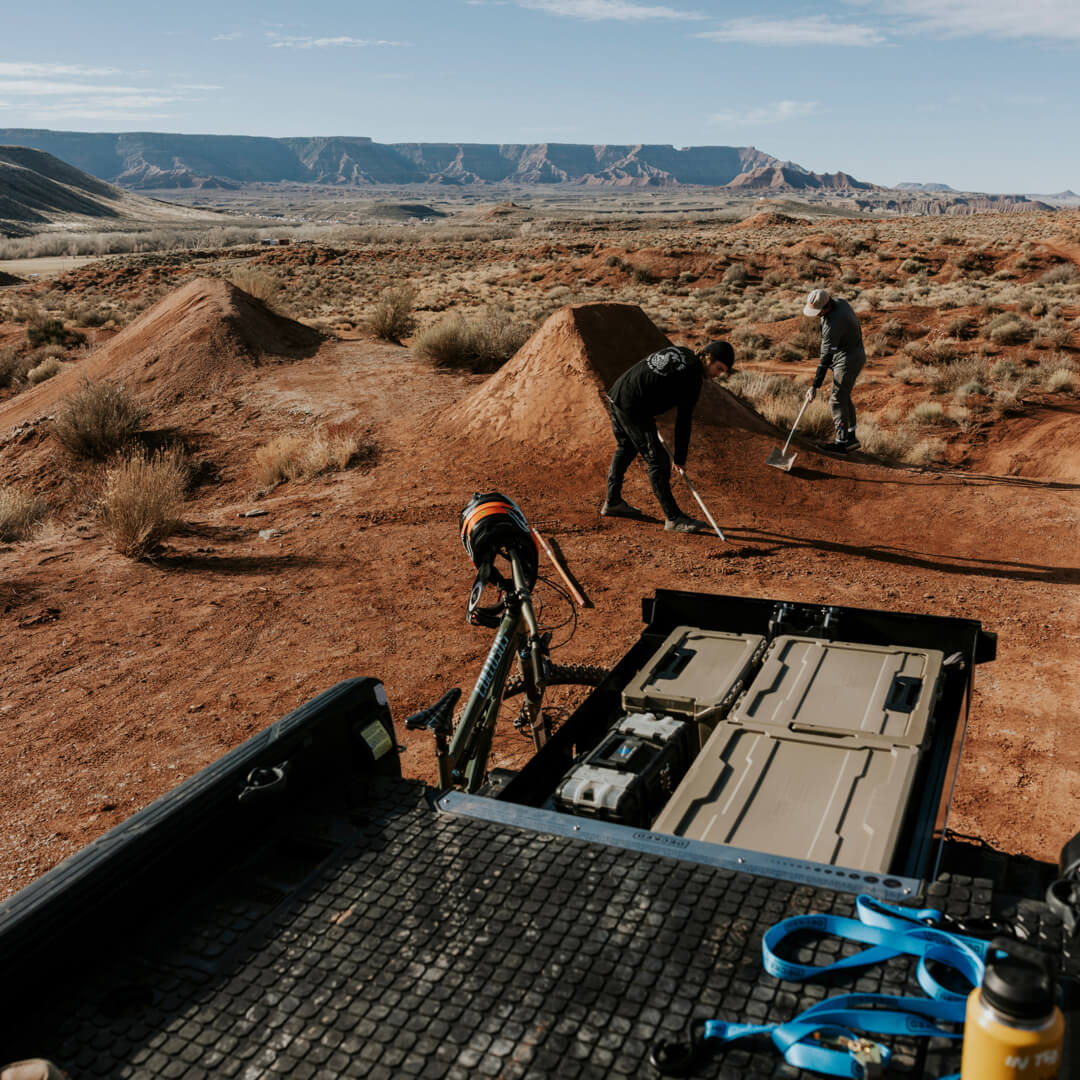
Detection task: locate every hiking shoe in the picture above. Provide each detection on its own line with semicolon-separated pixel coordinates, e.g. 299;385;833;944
600;497;643;518
664;514;709;534
823;437;857;453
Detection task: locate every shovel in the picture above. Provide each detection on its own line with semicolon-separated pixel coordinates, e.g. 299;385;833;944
766;396;810;472
656;432;727;541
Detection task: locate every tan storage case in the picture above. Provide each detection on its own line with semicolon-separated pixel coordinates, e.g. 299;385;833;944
651;722;921;873
730;635;945;749
621;627;766;749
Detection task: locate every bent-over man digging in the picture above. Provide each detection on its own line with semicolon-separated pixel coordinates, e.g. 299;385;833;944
602;340;734;533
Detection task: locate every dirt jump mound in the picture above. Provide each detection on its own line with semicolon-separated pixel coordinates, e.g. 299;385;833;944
440;303;773;464
0;277;323;427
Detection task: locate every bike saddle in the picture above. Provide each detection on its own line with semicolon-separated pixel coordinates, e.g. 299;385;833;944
404;688;461;736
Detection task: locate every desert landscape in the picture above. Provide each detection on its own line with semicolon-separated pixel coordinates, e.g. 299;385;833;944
1;177;1079;904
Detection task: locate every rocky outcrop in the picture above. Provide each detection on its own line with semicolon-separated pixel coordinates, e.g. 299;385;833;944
725;163;875;192
870;193;1054;215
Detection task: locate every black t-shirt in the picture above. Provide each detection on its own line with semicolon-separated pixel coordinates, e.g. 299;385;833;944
608;346;703;466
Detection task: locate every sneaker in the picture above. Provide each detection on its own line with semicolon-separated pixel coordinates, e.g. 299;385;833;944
822;437;856;454
600;497;642;518
664;514;709;534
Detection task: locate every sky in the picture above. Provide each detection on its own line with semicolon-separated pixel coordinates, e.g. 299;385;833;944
1;1;1078;193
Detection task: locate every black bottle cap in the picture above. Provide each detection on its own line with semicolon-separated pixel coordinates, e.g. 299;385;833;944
982;937;1056;1020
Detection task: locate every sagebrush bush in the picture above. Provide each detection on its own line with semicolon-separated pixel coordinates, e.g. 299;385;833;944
911;401;945;425
53;379;148;460
905;437;947;466
253;422;378;490
0;346;33;388
0;484;47;541
26;356;64;385
364;285;417;342
99;446;189;558
414;308;532;373
1047;369;1077;393
986;314;1034;346
26;319;85;350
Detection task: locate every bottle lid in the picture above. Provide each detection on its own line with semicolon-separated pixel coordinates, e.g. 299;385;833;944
982;937;1056;1020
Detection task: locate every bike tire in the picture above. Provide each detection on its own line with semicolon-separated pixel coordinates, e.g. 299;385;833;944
502;663;608;698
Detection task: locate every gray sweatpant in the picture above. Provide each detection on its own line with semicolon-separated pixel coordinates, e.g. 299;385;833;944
829;354;864;434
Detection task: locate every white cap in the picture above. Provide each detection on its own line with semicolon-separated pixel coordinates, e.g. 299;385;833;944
803;288;831;317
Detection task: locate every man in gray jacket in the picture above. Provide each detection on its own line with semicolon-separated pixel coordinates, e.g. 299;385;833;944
803;288;865;452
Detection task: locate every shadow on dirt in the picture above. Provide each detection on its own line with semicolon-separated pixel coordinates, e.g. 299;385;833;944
730;528;1080;585
154;553;324;574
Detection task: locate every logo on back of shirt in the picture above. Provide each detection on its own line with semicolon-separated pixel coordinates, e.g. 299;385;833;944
645;346;690;376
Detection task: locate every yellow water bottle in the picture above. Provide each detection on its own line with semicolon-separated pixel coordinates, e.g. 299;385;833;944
961;937;1064;1079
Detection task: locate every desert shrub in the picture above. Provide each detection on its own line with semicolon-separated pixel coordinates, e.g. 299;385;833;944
953;378;988;403
228;268;284;311
989;358;1021;382
946;315;976;340
911;401;944;425
364;284;418;342
900;258;925;274
788;318;820;353
26;356;65;384
0;484;47;541
253;435;308;489
1048;368;1077;393
414;308;532;373
722;263;748;287
26;319;85;350
631;266;659;284
929;357;988;395
1039;264;1080;285
986;314;1034;346
53;378;148;460
0;346;34;388
855;417;915;460
726;372;833;438
992;384;1028;416
904;437;947;466
1034;320;1073;349
99;446;188;558
892;363;923;385
253;423;378;490
879;318;905;344
732;328;770;350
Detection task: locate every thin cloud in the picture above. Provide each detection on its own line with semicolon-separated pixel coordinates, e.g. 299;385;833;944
0;62;122;77
0;80;149;96
267;34;412;48
518;0;704;21
709;100;818;126
698;15;884;46
212;32;245;41
881;0;1080;41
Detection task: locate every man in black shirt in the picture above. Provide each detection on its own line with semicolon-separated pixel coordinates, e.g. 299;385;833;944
602;340;734;533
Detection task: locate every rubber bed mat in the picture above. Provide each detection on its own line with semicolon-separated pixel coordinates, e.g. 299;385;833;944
1;778;1050;1079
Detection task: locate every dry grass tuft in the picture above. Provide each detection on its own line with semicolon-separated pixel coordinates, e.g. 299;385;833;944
364;284;418;342
99;446;189;558
253;422;378;490
0;484;48;541
904;437;947;466
53;379;148;460
228;268;285;312
26;356;65;385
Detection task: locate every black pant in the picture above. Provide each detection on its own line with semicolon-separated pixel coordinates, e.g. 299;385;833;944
606;400;682;520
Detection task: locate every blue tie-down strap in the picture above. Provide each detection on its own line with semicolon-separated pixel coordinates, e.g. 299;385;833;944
650;895;981;1078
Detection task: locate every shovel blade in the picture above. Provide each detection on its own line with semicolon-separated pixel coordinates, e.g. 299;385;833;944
765;447;796;472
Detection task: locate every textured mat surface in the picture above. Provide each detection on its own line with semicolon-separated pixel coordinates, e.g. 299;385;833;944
8;779;1016;1079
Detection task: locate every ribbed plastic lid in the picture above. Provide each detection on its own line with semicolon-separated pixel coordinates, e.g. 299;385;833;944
982;945;1055;1020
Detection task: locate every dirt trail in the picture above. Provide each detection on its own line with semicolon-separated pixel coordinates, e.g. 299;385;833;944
1;298;1078;900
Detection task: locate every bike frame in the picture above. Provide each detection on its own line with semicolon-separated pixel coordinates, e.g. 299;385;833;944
441;549;546;793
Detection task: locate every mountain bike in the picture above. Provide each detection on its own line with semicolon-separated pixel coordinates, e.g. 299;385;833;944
404;492;607;793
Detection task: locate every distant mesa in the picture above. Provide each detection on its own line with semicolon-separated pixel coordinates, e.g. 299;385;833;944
0;130;800;191
895;182;956;192
726;164;874;193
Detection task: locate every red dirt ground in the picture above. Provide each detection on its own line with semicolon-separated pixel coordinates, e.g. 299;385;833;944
1;280;1078;900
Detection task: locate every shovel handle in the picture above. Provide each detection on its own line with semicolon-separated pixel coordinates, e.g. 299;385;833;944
531;527;586;606
656;432;727;542
781;397;811;456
